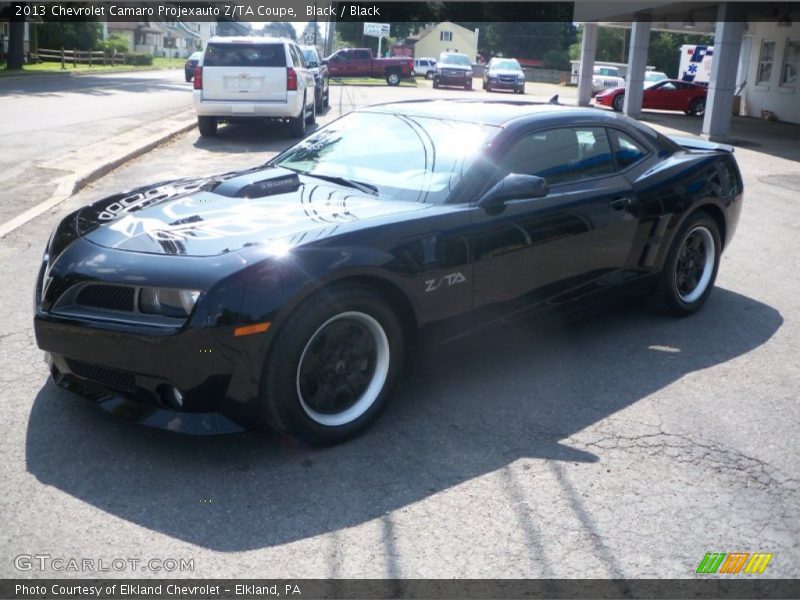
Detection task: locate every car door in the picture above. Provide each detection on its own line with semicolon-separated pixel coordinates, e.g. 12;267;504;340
326;50;348;77
644;81;678;109
468;126;640;310
289;44;314;103
353;49;372;76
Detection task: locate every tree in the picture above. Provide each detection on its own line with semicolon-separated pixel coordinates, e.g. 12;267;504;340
7;2;26;70
542;49;570;71
38;21;103;51
262;22;296;41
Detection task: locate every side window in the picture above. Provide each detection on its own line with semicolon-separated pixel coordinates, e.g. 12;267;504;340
501;127;615;186
355;50;370;60
609;129;649;170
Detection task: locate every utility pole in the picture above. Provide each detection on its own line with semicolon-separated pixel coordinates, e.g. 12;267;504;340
7;2;26;70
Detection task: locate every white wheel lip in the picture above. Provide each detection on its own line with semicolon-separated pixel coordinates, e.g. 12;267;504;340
296;311;390;427
676;225;716;303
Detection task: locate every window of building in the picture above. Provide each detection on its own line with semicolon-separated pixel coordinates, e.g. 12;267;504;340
780;39;800;86
440;31;453;42
757;41;775;84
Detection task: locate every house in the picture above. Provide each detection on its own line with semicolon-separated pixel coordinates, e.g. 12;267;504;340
408;22;479;62
104;21;219;57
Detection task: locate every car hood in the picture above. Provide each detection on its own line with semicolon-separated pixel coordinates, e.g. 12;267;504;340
76;167;430;257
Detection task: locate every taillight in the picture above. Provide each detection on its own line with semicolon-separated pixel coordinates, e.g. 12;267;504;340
193;67;202;90
287;67;297;91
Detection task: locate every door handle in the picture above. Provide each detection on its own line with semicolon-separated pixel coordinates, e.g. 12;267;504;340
608;196;633;210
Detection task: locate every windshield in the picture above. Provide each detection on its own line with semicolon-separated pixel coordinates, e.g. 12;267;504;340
273;111;498;204
491;59;521;70
645;72;667;81
439;54;471;66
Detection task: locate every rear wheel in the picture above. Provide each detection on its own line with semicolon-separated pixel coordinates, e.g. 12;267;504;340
197;116;217;137
689;97;706;117
323;79;330;108
433;79;439;89
306;93;316;125
386;71;401;86
612;94;625;112
654;211;721;316
262;285;404;445
289;94;307;137
425;71;434;80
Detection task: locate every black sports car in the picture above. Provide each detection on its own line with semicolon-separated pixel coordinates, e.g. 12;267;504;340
34;100;743;445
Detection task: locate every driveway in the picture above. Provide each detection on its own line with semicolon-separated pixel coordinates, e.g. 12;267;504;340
1;83;797;579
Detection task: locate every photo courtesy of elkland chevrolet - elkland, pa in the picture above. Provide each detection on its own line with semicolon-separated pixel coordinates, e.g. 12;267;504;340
34;100;743;445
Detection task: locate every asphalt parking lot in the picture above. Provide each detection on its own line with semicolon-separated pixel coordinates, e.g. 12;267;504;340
1;80;798;579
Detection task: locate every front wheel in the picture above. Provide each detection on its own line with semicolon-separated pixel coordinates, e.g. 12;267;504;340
323;80;330;108
386;71;401;86
262;285;404;445
654;211;721;316
433;79;439;89
306;93;316;125
612;94;625;112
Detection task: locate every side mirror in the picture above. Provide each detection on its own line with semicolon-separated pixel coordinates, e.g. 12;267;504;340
321;59;328;65
477;173;549;210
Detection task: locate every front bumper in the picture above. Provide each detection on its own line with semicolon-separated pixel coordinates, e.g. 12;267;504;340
486;78;524;90
435;73;472;87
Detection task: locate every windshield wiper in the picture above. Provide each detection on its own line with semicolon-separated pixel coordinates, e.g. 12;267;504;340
299;172;379;196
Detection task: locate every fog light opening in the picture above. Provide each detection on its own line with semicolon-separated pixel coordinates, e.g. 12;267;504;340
159;385;184;410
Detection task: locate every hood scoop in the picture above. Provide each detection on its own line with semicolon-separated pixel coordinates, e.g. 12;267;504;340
212;167;300;199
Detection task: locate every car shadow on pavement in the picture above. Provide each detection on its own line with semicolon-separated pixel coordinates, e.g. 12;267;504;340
192;120;322;154
25;287;781;552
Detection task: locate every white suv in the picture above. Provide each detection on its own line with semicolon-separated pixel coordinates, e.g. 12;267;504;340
193;37;316;137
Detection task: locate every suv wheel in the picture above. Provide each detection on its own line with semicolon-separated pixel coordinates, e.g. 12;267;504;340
306;94;316;125
197;116;217;137
289;95;307;138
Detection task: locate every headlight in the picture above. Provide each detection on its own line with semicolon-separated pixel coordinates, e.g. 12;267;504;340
139;288;200;318
517;73;525;81
466;69;473;76
436;68;443;75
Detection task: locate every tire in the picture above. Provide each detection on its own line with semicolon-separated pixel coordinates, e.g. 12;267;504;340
315;87;323;112
185;74;192;83
262;285;405;445
306;93;316;125
386;71;401;86
654;211;721;316
433;79;439;89
464;80;472;91
323;79;330;108
426;71;434;80
289;95;307;138
197;116;217;137
612;94;625;112
690;97;706;117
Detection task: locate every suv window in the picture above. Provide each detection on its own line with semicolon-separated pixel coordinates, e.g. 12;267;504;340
502;127;615;186
609;129;649;169
204;43;286;68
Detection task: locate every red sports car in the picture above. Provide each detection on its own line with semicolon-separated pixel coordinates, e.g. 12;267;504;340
595;79;708;116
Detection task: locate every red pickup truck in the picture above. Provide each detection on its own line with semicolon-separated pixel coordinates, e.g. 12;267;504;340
323;48;414;86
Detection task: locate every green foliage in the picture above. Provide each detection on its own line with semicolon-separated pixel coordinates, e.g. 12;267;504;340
262;22;296;41
37;21;103;51
568;25;714;78
124;53;153;66
542;49;570;71
99;33;129;55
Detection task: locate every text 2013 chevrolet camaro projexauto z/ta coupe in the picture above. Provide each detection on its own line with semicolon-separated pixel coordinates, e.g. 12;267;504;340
34;100;743;445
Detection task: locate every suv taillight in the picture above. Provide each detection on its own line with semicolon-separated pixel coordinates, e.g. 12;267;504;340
287;67;297;91
193;67;203;90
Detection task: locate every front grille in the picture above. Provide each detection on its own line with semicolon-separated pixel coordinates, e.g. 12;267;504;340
499;76;517;82
75;284;135;312
65;358;136;392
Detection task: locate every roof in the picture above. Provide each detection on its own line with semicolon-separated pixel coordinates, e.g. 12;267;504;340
362;99;603;127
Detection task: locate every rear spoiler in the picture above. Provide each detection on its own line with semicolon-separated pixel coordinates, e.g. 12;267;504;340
669;135;734;153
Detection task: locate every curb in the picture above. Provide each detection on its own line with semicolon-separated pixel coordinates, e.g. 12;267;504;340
0;114;197;239
0;66;182;85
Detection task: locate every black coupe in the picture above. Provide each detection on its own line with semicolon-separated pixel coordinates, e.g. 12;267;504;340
34;100;743;445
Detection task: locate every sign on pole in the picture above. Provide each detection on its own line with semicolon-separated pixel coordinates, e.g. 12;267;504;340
363;22;390;57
